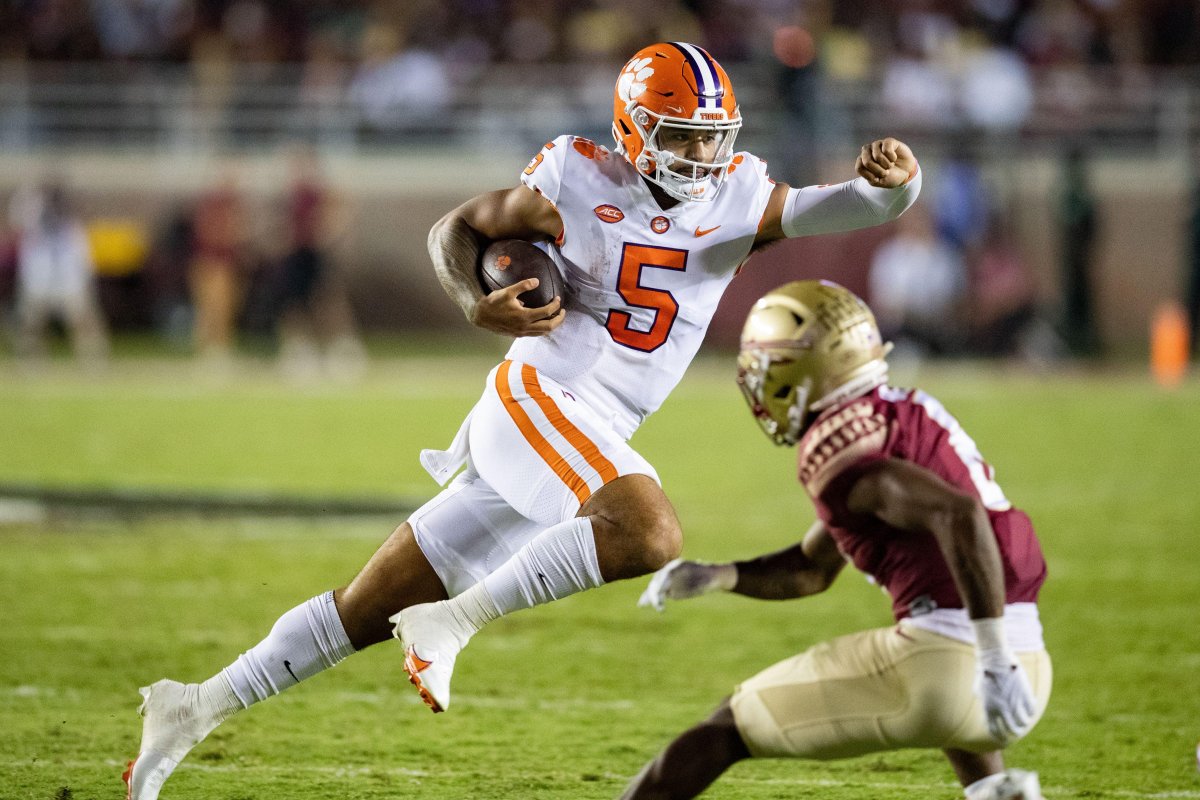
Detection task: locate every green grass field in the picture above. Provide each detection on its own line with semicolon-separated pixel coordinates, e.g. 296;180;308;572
2;351;1198;800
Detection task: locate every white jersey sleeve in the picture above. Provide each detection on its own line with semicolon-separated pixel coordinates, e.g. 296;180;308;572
519;136;571;208
781;167;922;238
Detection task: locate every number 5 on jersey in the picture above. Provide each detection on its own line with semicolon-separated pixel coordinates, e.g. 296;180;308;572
605;243;688;353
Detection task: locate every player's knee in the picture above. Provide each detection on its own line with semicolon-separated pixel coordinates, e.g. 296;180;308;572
590;509;681;577
633;513;683;572
652;519;684;567
586;475;683;574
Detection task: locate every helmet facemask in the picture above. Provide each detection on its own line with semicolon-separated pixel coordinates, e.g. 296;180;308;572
626;109;741;202
737;347;813;446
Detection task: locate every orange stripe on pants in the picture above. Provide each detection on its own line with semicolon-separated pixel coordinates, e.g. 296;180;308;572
520;363;618;484
495;360;592;505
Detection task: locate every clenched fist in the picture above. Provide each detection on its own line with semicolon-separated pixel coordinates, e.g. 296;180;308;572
856;138;918;189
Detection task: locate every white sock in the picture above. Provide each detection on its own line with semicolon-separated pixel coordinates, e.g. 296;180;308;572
219;591;355;709
446;581;504;632
477;517;604;618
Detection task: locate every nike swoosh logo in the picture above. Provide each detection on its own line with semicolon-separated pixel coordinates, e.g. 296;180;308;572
283;660;299;683
405;648;434;674
694;225;721;237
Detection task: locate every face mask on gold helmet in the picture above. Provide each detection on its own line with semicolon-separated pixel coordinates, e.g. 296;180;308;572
737;280;892;446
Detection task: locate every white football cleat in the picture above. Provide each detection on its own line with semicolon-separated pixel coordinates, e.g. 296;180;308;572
124;680;222;800
391;602;474;713
966;769;1042;800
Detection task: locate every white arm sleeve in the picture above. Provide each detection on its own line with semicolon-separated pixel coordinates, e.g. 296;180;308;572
781;166;922;239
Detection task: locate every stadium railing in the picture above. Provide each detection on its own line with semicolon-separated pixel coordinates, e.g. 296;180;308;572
1;60;1197;157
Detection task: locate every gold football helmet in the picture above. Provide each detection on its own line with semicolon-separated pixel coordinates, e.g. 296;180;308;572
737;280;892;446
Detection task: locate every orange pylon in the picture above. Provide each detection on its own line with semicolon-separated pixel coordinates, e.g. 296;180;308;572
1150;301;1190;387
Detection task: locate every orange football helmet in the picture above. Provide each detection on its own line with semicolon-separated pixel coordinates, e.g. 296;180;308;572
612;42;742;202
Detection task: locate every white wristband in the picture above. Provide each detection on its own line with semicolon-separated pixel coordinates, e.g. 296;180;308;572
714;562;738;592
971;617;1009;654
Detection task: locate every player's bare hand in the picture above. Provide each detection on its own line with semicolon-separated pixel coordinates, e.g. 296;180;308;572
471;278;565;337
855;138;917;189
638;558;738;612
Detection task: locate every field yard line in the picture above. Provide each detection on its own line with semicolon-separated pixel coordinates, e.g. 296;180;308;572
15;760;1200;798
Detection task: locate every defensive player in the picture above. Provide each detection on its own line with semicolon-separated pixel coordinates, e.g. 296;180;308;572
125;42;921;799
622;280;1050;800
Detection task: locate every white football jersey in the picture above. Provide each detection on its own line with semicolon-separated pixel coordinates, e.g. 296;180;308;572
509;135;776;439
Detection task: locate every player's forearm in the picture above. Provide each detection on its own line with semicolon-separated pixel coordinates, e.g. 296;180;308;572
427;214;485;322
935;500;1007;620
731;543;838;600
781;168;921;238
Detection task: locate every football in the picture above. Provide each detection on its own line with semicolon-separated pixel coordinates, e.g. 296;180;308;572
477;239;564;309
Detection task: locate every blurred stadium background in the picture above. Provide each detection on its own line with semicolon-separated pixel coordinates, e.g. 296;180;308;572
3;4;1200;799
1;0;1199;365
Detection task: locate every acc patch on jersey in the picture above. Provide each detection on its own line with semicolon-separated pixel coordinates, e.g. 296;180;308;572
594;204;624;223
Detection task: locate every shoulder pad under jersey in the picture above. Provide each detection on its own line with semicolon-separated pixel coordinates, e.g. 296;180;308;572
797;398;888;498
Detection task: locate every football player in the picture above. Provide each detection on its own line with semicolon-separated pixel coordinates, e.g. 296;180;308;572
126;43;921;799
622;280;1050;800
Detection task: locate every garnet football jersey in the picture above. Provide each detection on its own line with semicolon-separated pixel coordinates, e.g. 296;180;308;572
797;385;1047;621
510;135;777;439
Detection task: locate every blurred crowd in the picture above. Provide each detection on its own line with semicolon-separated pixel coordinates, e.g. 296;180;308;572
1;1;1196;163
2;0;1198;68
0;146;366;377
1;142;1149;371
867;146;1096;365
2;0;1199;370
